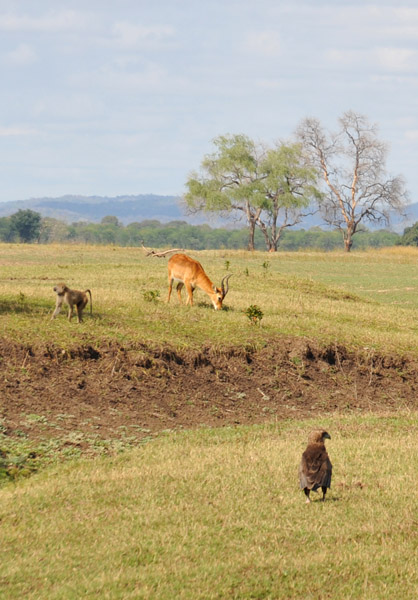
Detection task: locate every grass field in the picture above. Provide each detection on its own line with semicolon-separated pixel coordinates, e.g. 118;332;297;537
1;244;418;598
1;413;417;599
1;244;418;353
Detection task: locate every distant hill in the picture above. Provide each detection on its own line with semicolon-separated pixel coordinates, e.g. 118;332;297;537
0;194;416;232
0;194;188;224
395;203;418;232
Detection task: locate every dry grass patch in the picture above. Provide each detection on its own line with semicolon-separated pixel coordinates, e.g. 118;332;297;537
1;413;417;599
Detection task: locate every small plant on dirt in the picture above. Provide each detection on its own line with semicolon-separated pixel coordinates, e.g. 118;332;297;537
290;355;306;378
143;289;161;303
224;260;231;271
0;449;39;484
244;304;264;325
25;414;48;426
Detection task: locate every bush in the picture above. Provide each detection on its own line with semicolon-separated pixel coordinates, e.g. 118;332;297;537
244;304;264;325
143;290;161;303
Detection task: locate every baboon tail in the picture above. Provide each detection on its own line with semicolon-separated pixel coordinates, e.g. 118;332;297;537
85;289;92;315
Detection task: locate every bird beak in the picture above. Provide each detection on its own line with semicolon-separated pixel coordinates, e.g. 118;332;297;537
323;432;331;440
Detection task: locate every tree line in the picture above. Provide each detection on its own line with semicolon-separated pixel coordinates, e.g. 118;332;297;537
0;209;407;250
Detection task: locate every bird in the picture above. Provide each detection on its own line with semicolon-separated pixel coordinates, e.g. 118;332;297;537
299;429;332;503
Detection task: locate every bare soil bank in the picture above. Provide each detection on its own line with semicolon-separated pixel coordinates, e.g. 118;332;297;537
1;336;417;445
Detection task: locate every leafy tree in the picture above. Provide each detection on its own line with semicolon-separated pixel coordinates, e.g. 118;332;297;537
256;143;320;251
399;222;418;246
0;216;16;242
185;134;321;252
101;215;121;226
9;210;42;243
39;217;71;243
297;111;408;251
185;134;267;250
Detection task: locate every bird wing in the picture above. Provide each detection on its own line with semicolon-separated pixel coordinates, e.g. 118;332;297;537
299;446;332;490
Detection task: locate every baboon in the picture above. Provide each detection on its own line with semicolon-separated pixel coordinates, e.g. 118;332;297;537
51;283;92;323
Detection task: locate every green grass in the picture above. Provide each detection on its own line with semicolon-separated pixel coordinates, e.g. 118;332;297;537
1;244;418;354
1;413;417;599
2;245;418;598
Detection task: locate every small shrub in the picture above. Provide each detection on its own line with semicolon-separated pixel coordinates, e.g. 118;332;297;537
224;260;231;271
143;290;160;303
0;450;38;484
244;304;264;325
261;261;270;274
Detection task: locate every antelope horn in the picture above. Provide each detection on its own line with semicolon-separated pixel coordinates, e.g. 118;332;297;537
141;243;183;258
151;248;183;258
221;274;233;298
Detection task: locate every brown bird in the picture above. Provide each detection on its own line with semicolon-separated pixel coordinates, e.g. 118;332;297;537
299;429;332;503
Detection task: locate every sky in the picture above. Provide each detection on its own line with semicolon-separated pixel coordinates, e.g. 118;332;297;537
1;0;418;204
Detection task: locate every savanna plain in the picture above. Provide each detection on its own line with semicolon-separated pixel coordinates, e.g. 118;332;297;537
1;244;417;599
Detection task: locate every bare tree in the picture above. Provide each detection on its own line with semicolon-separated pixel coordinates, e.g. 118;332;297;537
297;111;408;251
257;206;314;252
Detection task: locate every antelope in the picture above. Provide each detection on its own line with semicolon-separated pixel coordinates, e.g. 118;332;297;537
167;253;232;310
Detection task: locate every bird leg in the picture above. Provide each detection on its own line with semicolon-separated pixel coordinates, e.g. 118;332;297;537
321;486;327;502
304;489;311;504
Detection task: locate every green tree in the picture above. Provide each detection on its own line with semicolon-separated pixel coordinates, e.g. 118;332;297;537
39;217;71;243
256;143;320;251
0;216;16;242
399;222;418;246
185;134;267;250
297;111;408;252
185;134;321;252
10;210;42;243
101;215;121;226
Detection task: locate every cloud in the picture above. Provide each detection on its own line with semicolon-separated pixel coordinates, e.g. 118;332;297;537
0;10;90;33
375;47;417;72
0;126;39;136
405;129;418;141
70;60;188;95
3;43;37;66
325;48;365;68
244;31;281;57
254;79;282;90
325;46;418;74
32;94;105;122
112;22;175;48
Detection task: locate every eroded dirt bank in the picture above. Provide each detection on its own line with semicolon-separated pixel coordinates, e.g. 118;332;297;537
1;336;417;443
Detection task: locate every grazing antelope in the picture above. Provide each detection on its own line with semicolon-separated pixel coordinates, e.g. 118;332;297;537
167;253;231;310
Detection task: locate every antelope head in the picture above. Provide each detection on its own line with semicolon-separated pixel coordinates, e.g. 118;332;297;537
211;274;232;310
